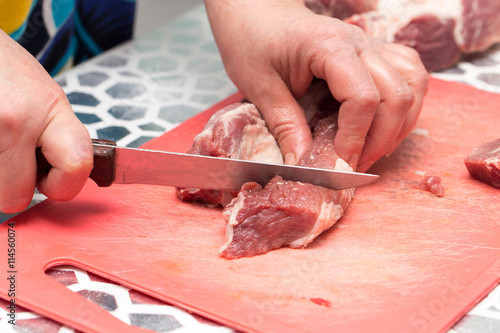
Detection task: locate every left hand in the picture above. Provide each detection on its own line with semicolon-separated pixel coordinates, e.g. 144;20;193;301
205;0;428;171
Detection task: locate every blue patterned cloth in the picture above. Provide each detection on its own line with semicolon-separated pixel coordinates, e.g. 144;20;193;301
6;0;136;76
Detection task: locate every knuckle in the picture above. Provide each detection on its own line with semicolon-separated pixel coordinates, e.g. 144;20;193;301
389;43;422;63
394;85;415;109
272;121;298;146
357;89;380;109
414;67;430;92
0;107;22;132
403;50;430;86
341;125;368;146
401;46;421;61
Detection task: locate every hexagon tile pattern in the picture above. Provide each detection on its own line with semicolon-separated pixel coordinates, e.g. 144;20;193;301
66;92;100;106
78;72;109;86
51;4;238;149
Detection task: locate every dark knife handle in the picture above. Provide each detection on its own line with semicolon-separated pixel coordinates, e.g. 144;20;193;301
36;139;117;187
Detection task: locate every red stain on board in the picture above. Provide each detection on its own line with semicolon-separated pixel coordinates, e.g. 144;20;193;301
310;298;332;307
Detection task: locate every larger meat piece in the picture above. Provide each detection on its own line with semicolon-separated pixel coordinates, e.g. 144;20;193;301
305;0;500;71
177;81;354;259
221;112;354;259
464;138;500;188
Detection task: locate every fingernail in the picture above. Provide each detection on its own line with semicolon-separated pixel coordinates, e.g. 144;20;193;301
284;152;297;165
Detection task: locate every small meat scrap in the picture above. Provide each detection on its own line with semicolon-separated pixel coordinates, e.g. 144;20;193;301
464;138;500;188
418;176;444;197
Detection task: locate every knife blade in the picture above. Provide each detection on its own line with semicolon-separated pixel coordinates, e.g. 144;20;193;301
36;139;379;190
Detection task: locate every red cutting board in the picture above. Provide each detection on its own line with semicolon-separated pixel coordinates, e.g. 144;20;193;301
1;78;499;333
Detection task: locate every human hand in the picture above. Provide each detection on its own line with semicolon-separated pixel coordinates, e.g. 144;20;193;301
205;0;428;171
0;30;93;213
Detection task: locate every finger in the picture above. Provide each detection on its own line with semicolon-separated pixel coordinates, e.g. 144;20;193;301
355;48;417;172
381;43;429;150
0;143;37;213
356;44;429;173
36;105;93;201
0;103;39;213
310;45;380;169
246;77;313;165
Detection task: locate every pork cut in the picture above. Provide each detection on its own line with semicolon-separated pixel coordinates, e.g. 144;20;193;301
177;81;355;258
305;0;500;71
220;112;354;259
464;138;500;188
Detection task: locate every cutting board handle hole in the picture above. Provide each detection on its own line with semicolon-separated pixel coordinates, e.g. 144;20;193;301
45;265;184;331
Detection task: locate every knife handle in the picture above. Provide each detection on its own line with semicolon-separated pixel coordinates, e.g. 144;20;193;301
36;139;117;187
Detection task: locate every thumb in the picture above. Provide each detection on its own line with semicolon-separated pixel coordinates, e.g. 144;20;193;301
37;104;94;201
249;82;312;165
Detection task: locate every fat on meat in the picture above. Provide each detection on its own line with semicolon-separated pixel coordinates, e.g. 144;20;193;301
177;81;355;259
305;0;500;71
177;103;283;206
464;138;500;188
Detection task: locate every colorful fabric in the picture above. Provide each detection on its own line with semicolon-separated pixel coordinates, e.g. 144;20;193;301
1;0;136;76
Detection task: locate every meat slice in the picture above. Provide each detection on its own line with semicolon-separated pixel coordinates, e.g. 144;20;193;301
177;103;283;206
306;0;500;71
464;138;500;188
220;112;355;259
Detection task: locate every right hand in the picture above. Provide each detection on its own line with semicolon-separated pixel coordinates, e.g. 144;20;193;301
0;30;93;214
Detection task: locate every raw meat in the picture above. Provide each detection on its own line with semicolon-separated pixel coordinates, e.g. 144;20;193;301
418;176;445;197
177;81;355;259
464;138;500;188
305;0;500;71
220;112;354;259
177;103;283;207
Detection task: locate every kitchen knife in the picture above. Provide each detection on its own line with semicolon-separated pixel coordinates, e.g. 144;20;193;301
36;139;379;190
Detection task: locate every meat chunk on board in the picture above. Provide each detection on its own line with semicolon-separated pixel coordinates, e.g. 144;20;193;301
221;113;354;259
305;0;500;71
464;138;500;188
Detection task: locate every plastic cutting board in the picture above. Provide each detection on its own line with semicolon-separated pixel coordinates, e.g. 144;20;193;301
1;78;499;333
